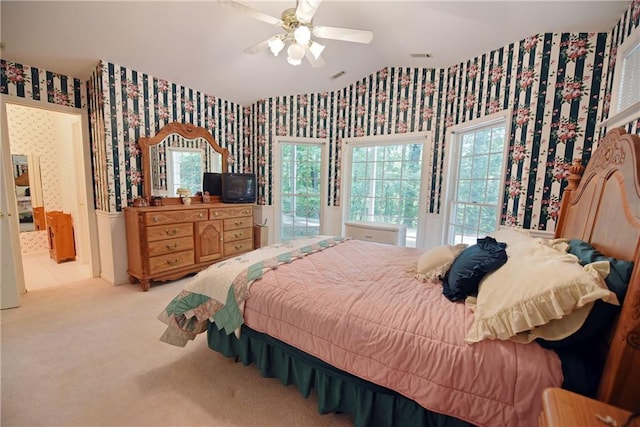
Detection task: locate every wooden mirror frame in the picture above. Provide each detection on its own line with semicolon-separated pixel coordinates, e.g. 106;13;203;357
139;122;229;204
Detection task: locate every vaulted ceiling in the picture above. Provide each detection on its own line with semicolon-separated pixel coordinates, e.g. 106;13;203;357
0;1;630;105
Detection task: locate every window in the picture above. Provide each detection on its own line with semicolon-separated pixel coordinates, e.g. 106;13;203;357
344;134;428;248
273;138;328;242
607;25;640;128
445;119;508;245
166;148;202;196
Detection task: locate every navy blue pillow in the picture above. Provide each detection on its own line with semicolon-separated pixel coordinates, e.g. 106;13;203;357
442;236;507;302
537;239;634;349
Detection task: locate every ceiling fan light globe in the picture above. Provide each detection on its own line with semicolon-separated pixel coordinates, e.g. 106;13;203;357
309;41;325;60
287;42;306;61
293;25;311;45
268;38;285;56
287;56;302;66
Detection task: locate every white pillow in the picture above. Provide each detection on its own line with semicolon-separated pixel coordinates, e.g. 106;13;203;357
415;244;467;281
465;239;618;343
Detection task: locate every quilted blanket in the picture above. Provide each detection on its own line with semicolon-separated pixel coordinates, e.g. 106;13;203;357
158;235;346;346
242;239;563;427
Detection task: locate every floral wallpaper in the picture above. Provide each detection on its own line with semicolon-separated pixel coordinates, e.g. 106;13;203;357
1;60;85;108
250;0;640;232
2;0;639;234
87;61;247;211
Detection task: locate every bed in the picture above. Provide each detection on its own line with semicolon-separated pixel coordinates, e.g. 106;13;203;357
159;128;640;426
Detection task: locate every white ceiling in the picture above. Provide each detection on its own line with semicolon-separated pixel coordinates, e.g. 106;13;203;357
0;1;630;106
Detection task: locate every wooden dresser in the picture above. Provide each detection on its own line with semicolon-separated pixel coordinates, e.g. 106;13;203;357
539;388;636;427
124;203;254;291
46;211;76;263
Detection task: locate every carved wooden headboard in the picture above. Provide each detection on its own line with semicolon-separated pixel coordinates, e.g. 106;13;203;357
555;128;640;411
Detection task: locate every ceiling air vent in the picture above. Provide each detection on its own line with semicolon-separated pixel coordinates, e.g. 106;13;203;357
410;53;432;58
330;70;346;80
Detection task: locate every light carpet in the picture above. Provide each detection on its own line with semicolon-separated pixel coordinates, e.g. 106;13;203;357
0;277;353;427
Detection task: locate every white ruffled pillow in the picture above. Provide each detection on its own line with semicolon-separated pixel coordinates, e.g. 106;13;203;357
465;237;618;343
415;244;467;281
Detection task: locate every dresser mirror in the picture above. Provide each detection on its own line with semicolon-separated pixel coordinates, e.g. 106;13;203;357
139;122;228;203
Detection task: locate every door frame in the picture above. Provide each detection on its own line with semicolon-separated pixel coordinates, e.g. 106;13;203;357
0;94;100;297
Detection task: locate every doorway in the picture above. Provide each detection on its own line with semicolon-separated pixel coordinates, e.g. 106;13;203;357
1;96;99;297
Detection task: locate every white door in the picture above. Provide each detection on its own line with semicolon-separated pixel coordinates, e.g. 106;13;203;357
1;117;22;308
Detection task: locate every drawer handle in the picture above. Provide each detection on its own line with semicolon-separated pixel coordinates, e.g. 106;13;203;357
166;258;180;266
235;220;243;226
214;211;219;217
235;244;244;250
365;234;373;239
165;229;178;236
166;243;178;250
234;231;243;238
153;216;159;222
199;213;204;218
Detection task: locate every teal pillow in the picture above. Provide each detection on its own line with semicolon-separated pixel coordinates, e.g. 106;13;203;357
537;239;634;349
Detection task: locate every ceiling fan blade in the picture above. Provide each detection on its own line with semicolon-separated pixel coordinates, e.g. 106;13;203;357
295;0;322;24
243;38;271;54
313;26;374;44
305;47;325;68
219;0;281;26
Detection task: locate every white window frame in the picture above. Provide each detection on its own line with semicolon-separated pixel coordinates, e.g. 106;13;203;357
272;136;329;243
601;25;640;129
342;131;431;248
442;110;511;245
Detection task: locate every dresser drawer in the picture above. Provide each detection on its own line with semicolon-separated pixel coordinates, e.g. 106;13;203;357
223;216;252;231
149;250;194;275
148;236;194;257
224;238;253;257
223;227;253;243
147;223;193;242
145;209;207;225
210;206;253;220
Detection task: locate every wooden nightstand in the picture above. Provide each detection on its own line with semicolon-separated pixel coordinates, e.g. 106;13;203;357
540;388;637;427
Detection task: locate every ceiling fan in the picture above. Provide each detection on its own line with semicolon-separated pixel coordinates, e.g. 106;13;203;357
221;0;374;67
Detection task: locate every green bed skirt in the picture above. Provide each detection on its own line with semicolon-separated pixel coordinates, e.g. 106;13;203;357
207;323;473;427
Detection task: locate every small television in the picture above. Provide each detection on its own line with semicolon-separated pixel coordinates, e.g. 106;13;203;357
202;172;222;196
222;173;256;204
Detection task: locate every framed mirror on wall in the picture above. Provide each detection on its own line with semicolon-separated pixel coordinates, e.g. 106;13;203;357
140;122;228;203
12;154;44;232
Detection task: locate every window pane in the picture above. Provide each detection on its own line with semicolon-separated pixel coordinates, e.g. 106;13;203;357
479;207;497;233
485;179;501;205
461;134;475;156
459;157;473;179
464;205;480;229
451;225;464;244
618;42;640;111
469;179;486;204
280;143;322;241
488;154;503;179
471;154;489;179
490;128;506;152
454;203;465;225
474;130;491;154
447;120;506;244
457;180;471;203
348;141;423;247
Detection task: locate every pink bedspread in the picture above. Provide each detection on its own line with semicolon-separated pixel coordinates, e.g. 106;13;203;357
243;239;562;427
